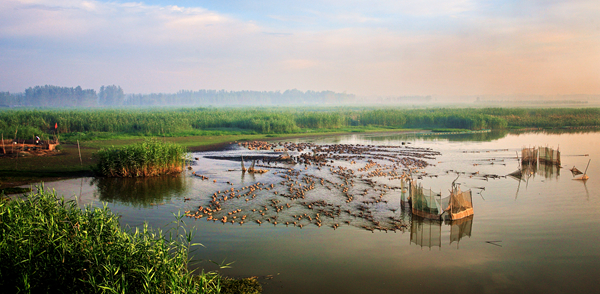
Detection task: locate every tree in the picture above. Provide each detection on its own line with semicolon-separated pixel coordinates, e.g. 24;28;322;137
98;85;125;106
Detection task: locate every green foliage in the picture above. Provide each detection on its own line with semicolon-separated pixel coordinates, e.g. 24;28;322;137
95;139;186;177
0;188;213;293
1;125;47;141
478;107;600;128
2;107;600;142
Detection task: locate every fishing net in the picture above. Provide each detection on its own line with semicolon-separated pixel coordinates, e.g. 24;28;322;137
539;147;561;165
521;147;538;164
400;178;410;206
448;187;473;220
410;181;443;219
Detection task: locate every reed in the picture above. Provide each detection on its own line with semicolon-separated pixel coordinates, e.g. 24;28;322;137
2;107;600;141
0;187;235;293
95;139;187;177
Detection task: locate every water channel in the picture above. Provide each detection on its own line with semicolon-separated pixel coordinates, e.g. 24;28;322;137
27;130;600;294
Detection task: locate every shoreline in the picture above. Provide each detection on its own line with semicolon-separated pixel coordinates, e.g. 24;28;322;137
1;129;420;190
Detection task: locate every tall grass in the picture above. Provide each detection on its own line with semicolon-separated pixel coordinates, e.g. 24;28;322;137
2;107;599;141
96;139;186;177
0;187;222;293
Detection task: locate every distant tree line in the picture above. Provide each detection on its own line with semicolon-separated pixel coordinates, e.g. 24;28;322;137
125;89;359;106
0;86;364;107
0;85;436;107
23;85;97;107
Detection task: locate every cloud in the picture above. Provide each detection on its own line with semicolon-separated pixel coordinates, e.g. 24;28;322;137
0;0;599;96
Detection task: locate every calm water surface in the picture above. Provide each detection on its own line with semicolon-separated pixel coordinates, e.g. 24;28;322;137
30;130;600;294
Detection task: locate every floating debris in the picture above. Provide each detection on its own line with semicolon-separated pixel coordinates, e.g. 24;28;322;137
573;159;591;181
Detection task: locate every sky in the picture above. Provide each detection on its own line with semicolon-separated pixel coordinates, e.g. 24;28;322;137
1;0;599;97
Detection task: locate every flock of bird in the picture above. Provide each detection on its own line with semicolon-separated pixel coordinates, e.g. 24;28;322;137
185;140;450;233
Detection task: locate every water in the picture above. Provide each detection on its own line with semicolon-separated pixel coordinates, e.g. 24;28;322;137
27;130;600;294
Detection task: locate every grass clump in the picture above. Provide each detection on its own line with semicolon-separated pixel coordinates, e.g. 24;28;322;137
0;187;258;293
96;139;186;177
219;277;262;294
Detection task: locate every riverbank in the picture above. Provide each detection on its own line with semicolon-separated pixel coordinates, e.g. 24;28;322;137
0;128;416;190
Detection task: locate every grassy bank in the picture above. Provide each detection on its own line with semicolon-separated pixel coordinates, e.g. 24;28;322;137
0;188;261;293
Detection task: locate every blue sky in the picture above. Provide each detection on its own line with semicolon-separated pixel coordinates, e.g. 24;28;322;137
1;0;599;97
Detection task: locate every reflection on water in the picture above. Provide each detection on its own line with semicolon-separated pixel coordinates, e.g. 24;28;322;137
537;161;560;179
410;215;473;249
449;215;473;246
508;162;562;199
27;130;600;294
367;130;510;143
91;175;189;207
508;161;560;181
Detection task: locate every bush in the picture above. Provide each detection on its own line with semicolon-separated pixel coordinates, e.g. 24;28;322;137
95;139;187;177
0;187;214;293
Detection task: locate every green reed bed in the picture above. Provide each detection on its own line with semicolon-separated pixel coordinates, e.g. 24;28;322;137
3;107;599;145
96;139;186;177
0;187;243;294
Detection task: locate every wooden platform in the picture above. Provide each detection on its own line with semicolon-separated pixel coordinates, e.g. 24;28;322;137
1;140;59;154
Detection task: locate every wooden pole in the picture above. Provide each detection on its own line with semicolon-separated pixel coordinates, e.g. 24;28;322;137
583;159;591;176
1;133;4;155
77;140;82;166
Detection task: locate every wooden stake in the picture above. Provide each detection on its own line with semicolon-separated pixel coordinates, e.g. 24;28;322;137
77;140;82;166
1;133;4;154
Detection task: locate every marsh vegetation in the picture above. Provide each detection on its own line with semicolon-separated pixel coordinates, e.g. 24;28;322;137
0;188;263;293
2;107;599;144
95;139;187;177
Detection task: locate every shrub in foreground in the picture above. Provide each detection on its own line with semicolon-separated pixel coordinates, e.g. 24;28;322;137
0;188;260;293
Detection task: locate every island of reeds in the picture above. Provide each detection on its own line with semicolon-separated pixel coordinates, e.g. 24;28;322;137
0;188;262;293
95;139;186;177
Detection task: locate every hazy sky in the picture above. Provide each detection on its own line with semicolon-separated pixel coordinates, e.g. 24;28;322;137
1;0;599;97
